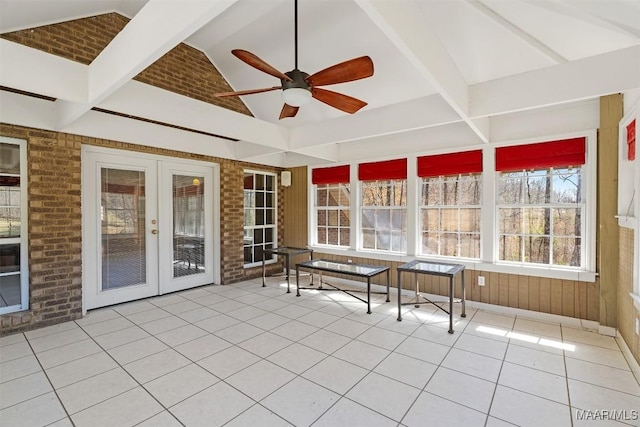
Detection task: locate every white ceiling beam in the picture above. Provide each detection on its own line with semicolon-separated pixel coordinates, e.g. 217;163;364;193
470;45;640;117
355;0;490;143
291;144;339;164
469;0;567;64
64;110;238;160
0;39;87;102
0;90;57;130
337;123;485;164
289;94;461;150
490;99;599;143
532;0;640;39
55;0;239;130
98;80;289;151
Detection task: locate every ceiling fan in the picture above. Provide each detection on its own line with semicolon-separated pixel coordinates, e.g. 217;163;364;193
214;0;374;119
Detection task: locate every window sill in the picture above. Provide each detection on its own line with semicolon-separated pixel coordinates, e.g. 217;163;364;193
630;293;640;313
309;245;597;282
616;215;637;230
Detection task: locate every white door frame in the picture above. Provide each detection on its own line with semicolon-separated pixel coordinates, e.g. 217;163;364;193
81;146;220;313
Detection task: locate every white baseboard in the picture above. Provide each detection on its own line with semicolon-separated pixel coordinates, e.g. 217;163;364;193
616;334;640;385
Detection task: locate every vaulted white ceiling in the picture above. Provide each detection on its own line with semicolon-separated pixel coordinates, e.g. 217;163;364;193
1;0;639;167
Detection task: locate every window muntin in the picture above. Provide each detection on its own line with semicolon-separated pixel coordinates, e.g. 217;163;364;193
244;171;277;266
315;183;350;247
0;140;26;314
361;179;407;252
497;167;583;267
420;173;481;258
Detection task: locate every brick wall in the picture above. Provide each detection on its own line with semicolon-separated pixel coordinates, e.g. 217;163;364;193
1;12;251;115
0;12;285;335
1;126;83;334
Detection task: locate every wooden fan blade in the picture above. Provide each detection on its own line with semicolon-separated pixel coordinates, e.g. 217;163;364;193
312;87;367;114
306;56;374;87
214;86;281;97
279;104;299;119
232;49;293;82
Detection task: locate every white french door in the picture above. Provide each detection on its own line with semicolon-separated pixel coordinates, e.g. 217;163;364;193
83;148;218;310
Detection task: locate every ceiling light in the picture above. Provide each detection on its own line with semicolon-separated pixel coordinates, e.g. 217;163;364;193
282;87;312;107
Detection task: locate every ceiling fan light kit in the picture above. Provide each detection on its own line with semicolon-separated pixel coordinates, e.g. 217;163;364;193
215;0;374;119
281;69;312;106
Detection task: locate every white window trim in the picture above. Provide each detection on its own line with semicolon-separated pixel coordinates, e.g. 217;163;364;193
0;136;29;315
359;179;408;254
243;169;278;269
313;182;351;248
307;132;597;282
419;173;482;259
617;102;640;306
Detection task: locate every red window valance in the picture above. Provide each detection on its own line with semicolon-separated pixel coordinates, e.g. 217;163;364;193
418;150;482;177
495;137;586;172
311;165;350;185
358;158;407;181
628;119;636;161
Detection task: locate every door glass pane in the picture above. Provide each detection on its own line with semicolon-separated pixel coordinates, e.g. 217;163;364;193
1;142;22;311
173;175;205;278
101;168;146;289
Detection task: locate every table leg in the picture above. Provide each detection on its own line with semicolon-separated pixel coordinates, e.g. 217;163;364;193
286;254;291;294
262;250;266;287
461;271;466;318
385;270;390;302
296;267;300;297
397;270;402;321
309;251;314;285
415;272;420;308
367;278;371;314
448;277;454;334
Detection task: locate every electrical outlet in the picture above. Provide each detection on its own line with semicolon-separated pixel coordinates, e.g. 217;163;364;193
636;318;639;335
347;259;353;263
477;276;485;286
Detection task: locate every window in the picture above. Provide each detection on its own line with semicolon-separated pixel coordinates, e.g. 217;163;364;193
243;171;276;266
359;158;407;253
316;183;350;246
361;180;407;252
418;150;483;259
496;138;586;267
420;174;482;258
312;165;350;247
0;138;27;314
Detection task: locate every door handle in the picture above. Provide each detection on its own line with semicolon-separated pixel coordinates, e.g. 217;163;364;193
151;229;158;235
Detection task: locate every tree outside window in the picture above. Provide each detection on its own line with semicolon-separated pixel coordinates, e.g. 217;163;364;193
420;173;481;258
316;183;350;246
361;180;407;252
497;167;583;267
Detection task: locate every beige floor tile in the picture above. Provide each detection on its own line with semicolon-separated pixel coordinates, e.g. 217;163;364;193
123;348;191;384
262;377;339;426
373;352;437;389
498;362;568;405
226;359;296;401
145;363;219;407
46;352;118;389
57;367;137;414
0;371;52;409
346;372;420;422
425;367;495;413
313;397;397;427
197;345;260;379
490;385;571;427
403;392;487;427
70;387;163;427
170;382;253;426
0;354;41;383
303;355;368;394
0;392;67;427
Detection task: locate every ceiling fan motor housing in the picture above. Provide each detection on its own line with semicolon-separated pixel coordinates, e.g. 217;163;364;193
282;69;311;91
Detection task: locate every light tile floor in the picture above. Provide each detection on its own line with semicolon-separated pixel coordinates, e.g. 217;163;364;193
1;278;639;427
